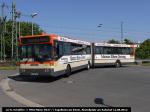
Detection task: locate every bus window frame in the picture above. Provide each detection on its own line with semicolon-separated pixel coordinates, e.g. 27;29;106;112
95;46;134;55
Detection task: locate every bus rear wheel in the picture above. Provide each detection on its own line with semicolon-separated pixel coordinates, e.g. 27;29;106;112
115;61;121;68
86;62;90;70
65;65;71;77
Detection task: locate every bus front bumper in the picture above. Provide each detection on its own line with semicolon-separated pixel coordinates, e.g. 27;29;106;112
19;68;54;76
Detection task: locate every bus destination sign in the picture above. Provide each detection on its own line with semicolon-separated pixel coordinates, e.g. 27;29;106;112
21;36;50;44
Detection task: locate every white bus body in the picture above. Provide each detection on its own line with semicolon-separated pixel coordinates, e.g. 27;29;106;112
92;43;137;67
19;35;91;77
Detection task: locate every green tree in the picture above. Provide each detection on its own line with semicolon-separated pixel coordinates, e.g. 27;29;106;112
107;39;120;44
135;39;150;59
124;38;133;44
0;17;3;34
0;17;7;35
0;20;44;59
20;21;44;36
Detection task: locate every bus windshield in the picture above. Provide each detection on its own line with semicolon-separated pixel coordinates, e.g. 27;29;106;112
20;44;52;62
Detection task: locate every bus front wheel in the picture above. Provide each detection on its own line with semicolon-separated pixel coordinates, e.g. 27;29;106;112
86;62;90;70
65;65;71;77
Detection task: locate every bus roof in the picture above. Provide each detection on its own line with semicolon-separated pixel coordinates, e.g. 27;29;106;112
19;34;57;38
19;34;91;45
58;36;91;45
95;42;138;47
20;34;138;47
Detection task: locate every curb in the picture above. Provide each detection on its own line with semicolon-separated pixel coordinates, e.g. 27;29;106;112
0;74;44;107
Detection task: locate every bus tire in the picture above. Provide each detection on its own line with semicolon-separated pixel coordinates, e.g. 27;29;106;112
86;62;90;70
65;65;71;77
115;61;121;68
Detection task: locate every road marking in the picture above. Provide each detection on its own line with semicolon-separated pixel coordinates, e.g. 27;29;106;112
0;78;44;107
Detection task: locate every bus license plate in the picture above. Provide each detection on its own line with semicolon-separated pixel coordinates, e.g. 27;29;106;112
31;73;39;75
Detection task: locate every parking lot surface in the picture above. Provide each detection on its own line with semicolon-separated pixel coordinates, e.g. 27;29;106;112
6;66;150;112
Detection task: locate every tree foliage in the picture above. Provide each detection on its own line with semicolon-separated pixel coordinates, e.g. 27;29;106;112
107;39;120;44
124;38;133;44
0;20;44;58
108;38;134;44
19;21;44;36
135;39;150;59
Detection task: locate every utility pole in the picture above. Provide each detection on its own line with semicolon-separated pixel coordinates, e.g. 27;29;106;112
121;21;124;44
18;19;21;37
11;0;17;61
11;0;20;62
3;16;6;61
0;3;4;62
2;3;4;61
0;18;2;62
0;2;7;62
31;13;38;35
15;12;21;61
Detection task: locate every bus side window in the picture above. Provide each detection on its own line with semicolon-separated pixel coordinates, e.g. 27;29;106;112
63;42;71;55
53;40;59;59
95;46;103;54
54;41;64;59
86;46;91;54
103;47;112;54
58;42;63;58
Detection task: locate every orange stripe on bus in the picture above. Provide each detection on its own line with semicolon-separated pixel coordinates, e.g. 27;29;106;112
19;61;55;65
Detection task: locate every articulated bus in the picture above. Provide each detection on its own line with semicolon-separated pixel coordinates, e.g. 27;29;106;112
18;34;137;77
91;43;137;67
19;34;91;77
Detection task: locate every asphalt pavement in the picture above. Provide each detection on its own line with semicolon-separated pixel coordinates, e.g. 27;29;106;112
4;66;150;112
0;69;18;81
0;69;24;112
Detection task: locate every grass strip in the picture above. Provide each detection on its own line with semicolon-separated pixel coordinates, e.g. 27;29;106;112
0;66;17;70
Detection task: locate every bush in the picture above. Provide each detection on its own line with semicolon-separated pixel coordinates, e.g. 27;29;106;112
136;39;150;59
